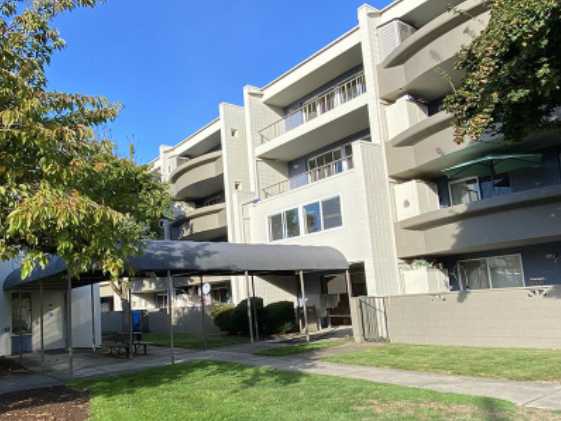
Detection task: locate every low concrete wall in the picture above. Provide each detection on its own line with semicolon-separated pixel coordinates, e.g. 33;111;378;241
147;306;219;336
383;286;561;349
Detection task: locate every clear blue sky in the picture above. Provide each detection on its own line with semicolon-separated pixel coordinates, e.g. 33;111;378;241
47;1;391;164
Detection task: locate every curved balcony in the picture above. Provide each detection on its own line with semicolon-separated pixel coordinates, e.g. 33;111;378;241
395;184;561;258
378;0;489;102
386;111;503;178
170;151;224;201
175;203;227;242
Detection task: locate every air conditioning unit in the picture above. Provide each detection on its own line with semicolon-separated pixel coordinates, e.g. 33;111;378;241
378;19;416;61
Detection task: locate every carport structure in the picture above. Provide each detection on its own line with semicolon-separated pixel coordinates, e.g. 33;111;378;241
4;240;350;374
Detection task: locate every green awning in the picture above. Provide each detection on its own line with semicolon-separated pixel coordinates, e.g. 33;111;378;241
442;154;543;179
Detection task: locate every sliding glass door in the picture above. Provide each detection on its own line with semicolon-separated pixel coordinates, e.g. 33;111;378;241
458;254;525;290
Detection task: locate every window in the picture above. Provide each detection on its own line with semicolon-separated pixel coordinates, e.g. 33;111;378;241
11;293;32;335
269;213;284;241
100;297;114;312
156;294;168;309
458;254;524;290
307;144;353;183
303;202;321;234
268;196;342;241
322;197;343;229
285;208;300;237
449;177;481;206
268;208;300;241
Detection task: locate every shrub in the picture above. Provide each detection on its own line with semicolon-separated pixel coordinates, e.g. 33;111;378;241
262;301;297;335
231;297;264;336
211;303;235;334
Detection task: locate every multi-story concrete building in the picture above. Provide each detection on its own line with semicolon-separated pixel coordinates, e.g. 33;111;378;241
149;0;561;334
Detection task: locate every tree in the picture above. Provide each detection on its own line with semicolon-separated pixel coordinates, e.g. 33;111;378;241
0;0;171;280
444;0;561;144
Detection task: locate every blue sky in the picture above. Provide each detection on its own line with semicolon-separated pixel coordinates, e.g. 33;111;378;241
47;1;391;164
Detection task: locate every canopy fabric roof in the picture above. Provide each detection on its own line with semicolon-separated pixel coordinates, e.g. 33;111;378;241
3;240;349;291
442;154;543;179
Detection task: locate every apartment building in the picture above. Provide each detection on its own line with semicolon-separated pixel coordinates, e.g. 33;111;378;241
149;0;561;332
379;0;561;292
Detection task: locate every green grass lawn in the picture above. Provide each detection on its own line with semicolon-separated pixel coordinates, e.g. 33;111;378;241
143;332;247;350
324;343;561;382
71;360;551;421
254;339;348;357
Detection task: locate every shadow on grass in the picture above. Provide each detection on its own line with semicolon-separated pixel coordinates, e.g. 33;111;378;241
71;360;304;400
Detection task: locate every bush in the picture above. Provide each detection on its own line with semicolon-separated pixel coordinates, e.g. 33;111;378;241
211;298;297;337
262;301;297;335
211;303;235;334
231;297;264;336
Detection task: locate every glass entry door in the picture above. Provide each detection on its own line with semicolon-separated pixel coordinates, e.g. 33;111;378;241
11;292;33;354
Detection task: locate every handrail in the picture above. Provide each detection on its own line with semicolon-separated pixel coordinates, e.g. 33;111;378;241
258;72;366;145
261;156;354;199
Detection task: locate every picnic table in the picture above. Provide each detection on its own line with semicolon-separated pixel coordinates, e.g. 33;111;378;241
103;332;153;357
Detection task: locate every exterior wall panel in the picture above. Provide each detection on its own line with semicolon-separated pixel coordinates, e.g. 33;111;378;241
385;286;561;348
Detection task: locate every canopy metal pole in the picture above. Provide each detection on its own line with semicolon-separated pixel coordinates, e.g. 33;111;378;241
299;270;310;343
200;275;207;350
39;281;45;369
128;286;133;359
90;284;96;352
251;275;259;341
244;271;254;343
345;270;353;327
66;274;73;375
167;271;175;364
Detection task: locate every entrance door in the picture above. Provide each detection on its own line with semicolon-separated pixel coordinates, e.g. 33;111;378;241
11;292;33;354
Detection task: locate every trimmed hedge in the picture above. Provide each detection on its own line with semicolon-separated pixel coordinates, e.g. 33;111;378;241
210;303;235;334
211;298;297;336
262;301;296;335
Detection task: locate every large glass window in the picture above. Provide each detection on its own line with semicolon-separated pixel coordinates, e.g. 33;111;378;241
285;208;300;238
322;197;343;229
458;254;524;290
303;202;321;234
269;213;284;241
268;208;300;241
268;196;343;240
449;177;481;206
488;255;524;288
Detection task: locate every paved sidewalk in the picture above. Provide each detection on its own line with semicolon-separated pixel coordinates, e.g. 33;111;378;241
3;345;561;412
196;350;561;412
0;373;62;395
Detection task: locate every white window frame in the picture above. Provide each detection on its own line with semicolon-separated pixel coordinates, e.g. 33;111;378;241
457;253;526;290
268;194;344;241
267;206;301;242
448;176;481;206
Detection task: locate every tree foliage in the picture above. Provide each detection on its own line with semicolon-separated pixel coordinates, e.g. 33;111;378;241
0;0;171;279
444;0;561;143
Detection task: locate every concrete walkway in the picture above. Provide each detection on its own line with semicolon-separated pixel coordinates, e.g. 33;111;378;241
196;350;561;411
3;344;561;412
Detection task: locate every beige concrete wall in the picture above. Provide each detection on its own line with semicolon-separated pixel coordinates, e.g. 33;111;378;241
385;286;561;348
396;185;561;258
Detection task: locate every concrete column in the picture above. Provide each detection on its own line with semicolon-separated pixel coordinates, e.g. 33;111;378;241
39;282;45;368
66;274;73;375
200;275;207;350
90;284;96;352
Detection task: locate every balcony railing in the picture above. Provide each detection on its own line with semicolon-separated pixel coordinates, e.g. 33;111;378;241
258;72;366;145
261;156;353;199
